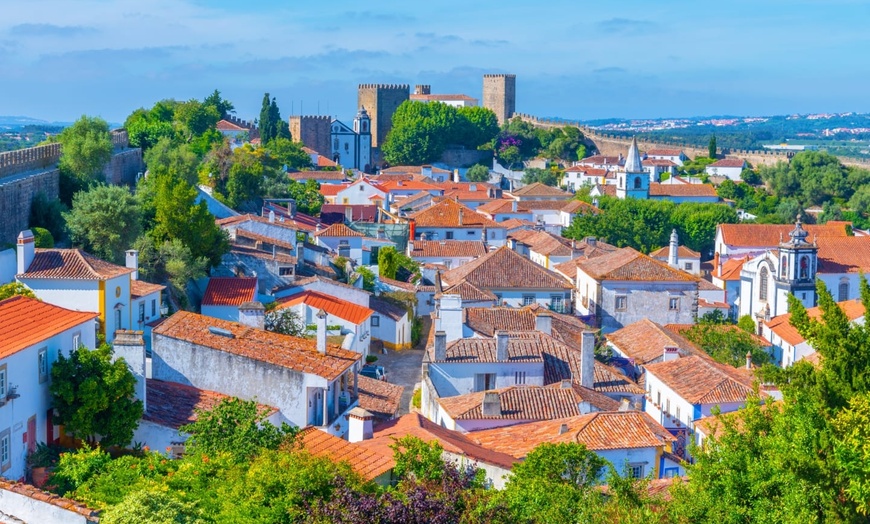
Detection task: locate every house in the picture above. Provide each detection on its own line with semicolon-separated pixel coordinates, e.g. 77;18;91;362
509;182;573;201
14;231;162;343
213;246;298;294
604;319;703;378
508;230;584;270
152;310;362;436
705;158;747;180
369;296;412;350
320;204;379;224
437;181;502;209
461;304;591;347
275;290;374;356
407;240;488;270
711;256;746;318
296;422;394;485
408;199;507;247
288;170;348;185
379;164;451;182
714;221;850;261
483;199;597;231
356;375;405;423
216;213;300;249
201;277;258;321
572;247;700;333
313;223;365;265
332;178;387;207
0;296;98;481
440;246;573;311
643;159;678;183
273;274;372;307
468;411;681;479
645;148;688;166
612;139;719;203
562;166;609;191
475;199;535;223
649;230;702;275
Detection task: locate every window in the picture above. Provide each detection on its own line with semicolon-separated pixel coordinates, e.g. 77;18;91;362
279;267;294;276
781;256;788;278
445;231;454;240
359;185;364;191
522;295;535;306
615;295;627;311
38;348;48;384
72;332;81;350
633;176;642;189
839;280;850;301
551;295;564;313
759;267;769;301
676;406;681;421
138;303;145;322
800;256;809;279
628;464;645;479
475;373;497;391
466;230;475;236
666;399;671;414
333;138;339;151
656;391;661;407
1;364;8;398
114;308;122;331
514;371;526;385
371;315;380;327
669;297;680;311
684;262;693;271
0;430;9;472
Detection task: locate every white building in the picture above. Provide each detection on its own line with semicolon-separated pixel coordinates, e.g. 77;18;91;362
0;296;98;481
200;277;258;322
330;108;372;172
369;296;412;351
645;148;688;166
649;230;702;276
705;158;747;180
275;290;373;357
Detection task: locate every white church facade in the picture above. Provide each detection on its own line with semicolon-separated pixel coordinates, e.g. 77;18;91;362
331;107;372;172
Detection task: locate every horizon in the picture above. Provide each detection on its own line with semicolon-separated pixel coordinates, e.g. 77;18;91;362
2;0;869;124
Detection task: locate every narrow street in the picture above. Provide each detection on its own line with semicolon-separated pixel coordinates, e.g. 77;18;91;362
372;316;430;414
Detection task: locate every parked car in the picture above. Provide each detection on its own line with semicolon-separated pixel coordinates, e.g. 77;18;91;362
360;364;386;381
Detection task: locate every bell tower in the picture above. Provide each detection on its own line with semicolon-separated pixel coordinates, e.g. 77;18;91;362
616;137;649;200
775;215;818;312
353;107;372;173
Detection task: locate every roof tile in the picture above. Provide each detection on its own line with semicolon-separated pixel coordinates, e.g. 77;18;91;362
277;290;373;324
202;277;257;307
0;296;98;358
18;249;134;280
297;427;395;480
442;246;572;290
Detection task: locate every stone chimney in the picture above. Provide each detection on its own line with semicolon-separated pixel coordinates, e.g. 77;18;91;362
316;309;328;355
16;230;34;275
239;301;266;330
112;330;147;412
125;249;139;280
481;392;501;417
535;309;552;335
668;229;679;268
745;351;752;370
496;331;509;361
347;406;374;443
269;209;276;223
580;331;595;389
663;346;680;362
434;330;447;361
511;200;517;213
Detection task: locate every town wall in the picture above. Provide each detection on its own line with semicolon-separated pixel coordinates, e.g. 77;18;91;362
438;148;493;168
289;115;332;157
358;84;410;148
0;168;59;246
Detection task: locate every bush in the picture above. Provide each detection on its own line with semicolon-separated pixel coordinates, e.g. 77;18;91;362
412;388;421;409
29;192;67;241
366;355;378;364
411;316;423;347
31;227;55;248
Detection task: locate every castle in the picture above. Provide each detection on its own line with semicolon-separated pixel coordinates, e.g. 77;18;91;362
482;74;516;125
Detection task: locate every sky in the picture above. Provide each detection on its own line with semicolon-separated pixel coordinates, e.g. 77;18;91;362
1;0;869;124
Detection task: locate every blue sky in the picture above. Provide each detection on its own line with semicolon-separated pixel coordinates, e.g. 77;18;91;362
1;0;869;123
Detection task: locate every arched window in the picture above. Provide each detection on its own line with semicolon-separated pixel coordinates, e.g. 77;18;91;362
839;280;850;301
799;256;809;279
333;138;340;151
781;256;788;278
759;266;769;301
633;176;642;189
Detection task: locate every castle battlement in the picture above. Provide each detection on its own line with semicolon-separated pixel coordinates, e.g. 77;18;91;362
358;84;410;90
484;74;517;79
0;143;63;180
290;115;332;121
224;114;256;130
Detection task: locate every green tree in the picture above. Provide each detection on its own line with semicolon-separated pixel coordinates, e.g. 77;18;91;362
356;266;376;292
50;344;143;447
266;137;313;171
264;308;306;336
102;490;207;524
64;184;142;264
58;115;113;184
133;236;208;311
382;101;458;165
203;89;235;120
142;137;200;185
465;164;491;182
681;324;770;367
390;435;450;484
708;135;717;159
522;167;560;187
258;94;290;144
737;314;756;333
455;105;500;149
173;99;220;142
226;146;265;211
670;202;739;255
0;282;36;301
286;179;325;215
29;192;68;242
377;246;420;281
124;107;174;151
31;226;54;248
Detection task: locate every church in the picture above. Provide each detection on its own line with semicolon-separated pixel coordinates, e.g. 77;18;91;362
330;107;372;172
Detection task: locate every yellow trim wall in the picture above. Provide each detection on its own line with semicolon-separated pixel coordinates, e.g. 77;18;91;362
98;280;106;336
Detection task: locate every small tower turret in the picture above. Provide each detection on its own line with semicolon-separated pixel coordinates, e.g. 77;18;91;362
616;137;649;200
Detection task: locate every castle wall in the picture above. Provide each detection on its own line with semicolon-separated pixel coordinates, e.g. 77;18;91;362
102;148;143;186
483;74;516;125
289;116;332;157
438;148;493;168
0;168;59;246
358;84;409;148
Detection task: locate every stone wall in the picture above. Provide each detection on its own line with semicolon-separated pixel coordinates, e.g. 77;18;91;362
483;74;516;125
439;148;493;168
0;168;59;246
0;143;62;180
358;84;410;148
288;115;332;157
103;147;143;186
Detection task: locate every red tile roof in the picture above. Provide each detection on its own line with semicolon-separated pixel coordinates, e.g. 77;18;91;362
289;170;346;181
216;119;247;132
409;240;488;258
646;148;684;157
439;384;619;421
442;280;497;302
357;375;404;420
153;311;360;381
764;298;865;346
216;213;303;232
644;355;758;404
580;155;624;165
575;247;699;282
469;412;675;459
18;249;134;280
0;479;100;520
649;245;701;259
605;319;702;365
409;199;502;228
202;277;257;307
314;223;364;237
143;379;277;429
716;257;747;281
297;426;395;480
442;246;572;290
130;279;165;299
320;183;350;197
718;223;849;248
708;158;747;168
817;236;870;273
648;183;718;198
377;180;441;192
0;296;98;358
510;183;572;199
277;290;373;324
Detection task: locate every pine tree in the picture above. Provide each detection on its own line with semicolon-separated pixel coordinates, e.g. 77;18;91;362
708;135;717;159
258;93;274;144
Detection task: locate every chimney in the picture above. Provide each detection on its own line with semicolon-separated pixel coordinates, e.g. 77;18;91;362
239;301;266;330
296;243;305;270
269;209;276;223
663;346;680;362
16;230;35;275
558;423;570;435
715;252;722;277
347;407;374;443
511;200;517;212
508;237;518;251
580;331;595;389
112;330;147;412
668;229;679;268
316;309;328;355
745;351;752;370
453;169;461;183
439;293;463;341
458;209;463;226
434;330;447;360
421;165;432;178
496;331;509;361
535;310;552;335
125;249;139;280
481;392;501;417
288;200;297;217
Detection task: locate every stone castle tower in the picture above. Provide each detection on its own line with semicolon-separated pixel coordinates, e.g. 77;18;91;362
483;74;516;125
357;84;410;148
288;115;331;158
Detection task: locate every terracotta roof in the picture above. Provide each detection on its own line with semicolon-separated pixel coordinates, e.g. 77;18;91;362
319;183;350;197
718;223;849;248
475;198;528;215
649;245;701;259
378;180;441;192
409;240;487;258
469;412;675;459
594;184;617;197
591;362;645;394
463;305;591;345
143;379;277;429
202;277;257;307
606;319;702;365
17;249;134;280
409;199;502;228
216;213;301;232
817;236;870;273
442;246;572;290
580;155;623;165
130;279;165;299
442;280;497;302
289;170;346;181
428;331;568;363
228;245;297;265
646;148;684;156
511;230;578;257
314;223;364;237
708;158;747;168
575;247;699;282
356;413;518;469
369;296;407;321
648;183;718;198
500;218;537;230
0;296;98;359
439;384;619;421
0;479;100;521
298;426;394;480
277;290;373;324
716;257;747;281
233;228;295;251
522;199;596;212
644;355;757;405
764;298;865;346
511;182;572;199
153;311;360;381
357;375;404;420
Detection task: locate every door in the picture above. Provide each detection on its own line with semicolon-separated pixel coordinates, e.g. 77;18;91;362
27;416;36;453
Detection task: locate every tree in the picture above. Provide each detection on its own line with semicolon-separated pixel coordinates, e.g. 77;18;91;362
455;106;499;149
390;436;450;484
680;324;770;367
258;93;290;144
180;397;296;462
174;99;220;142
286;179;325;216
382;101;458;165
377;246;420;281
356;266;376;292
708;135;717;159
266;137;312;171
64;184;142;264
264;308;305;336
58;115;113;184
31;227;54;248
0;282;36;301
465;164;491;182
226;146;266;211
522;167;560;187
203;89;235;120
29;192;67;242
102;490;207;524
737;314;756;333
50;344;143;447
134;236;208;311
